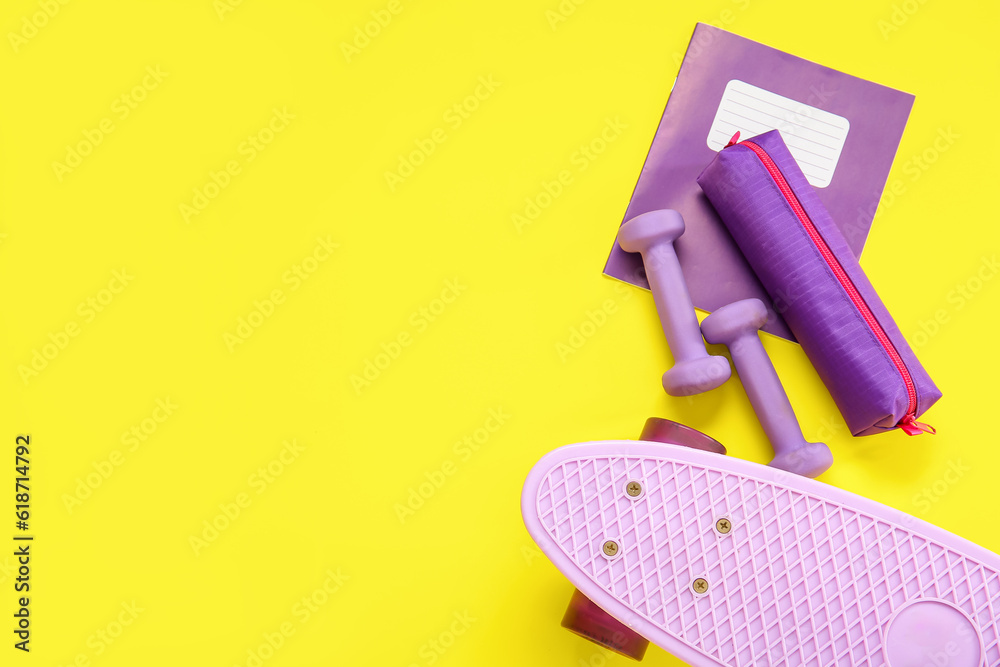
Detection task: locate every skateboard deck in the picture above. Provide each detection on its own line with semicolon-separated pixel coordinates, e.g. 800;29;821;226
521;441;999;666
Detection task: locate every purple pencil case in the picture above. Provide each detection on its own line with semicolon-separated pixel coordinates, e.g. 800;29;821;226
697;129;941;436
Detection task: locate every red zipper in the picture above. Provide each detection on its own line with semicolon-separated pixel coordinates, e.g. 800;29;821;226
737;139;933;436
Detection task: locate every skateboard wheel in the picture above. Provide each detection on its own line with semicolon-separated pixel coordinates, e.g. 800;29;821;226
638;417;726;455
561;588;649;661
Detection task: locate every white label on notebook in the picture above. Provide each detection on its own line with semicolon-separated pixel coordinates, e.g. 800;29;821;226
707;80;851;188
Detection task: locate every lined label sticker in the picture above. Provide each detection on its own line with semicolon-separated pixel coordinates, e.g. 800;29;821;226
707;80;850;188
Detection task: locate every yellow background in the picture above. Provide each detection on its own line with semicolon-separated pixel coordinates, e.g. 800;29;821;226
1;0;998;665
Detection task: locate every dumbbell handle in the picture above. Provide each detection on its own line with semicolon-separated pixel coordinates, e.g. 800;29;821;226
728;335;807;455
701;298;832;478
643;243;705;363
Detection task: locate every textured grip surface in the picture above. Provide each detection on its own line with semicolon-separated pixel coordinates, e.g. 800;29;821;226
523;442;998;666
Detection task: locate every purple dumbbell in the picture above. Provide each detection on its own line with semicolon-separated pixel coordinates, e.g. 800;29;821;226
617;210;731;396
700;298;833;478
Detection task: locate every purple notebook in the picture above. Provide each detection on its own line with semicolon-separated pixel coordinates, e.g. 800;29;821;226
603;23;915;339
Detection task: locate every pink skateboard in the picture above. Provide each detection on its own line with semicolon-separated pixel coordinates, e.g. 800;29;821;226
522;424;999;666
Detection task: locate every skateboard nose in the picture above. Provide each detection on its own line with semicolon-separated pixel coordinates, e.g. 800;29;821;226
558;418;726;661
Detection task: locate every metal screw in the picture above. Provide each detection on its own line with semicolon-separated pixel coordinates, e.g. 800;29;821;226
716;518;732;534
602;540;619;557
625;481;642;497
692;578;709;594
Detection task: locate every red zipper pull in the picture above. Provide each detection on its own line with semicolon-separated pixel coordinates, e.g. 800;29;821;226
899;414;936;436
725;131;741;148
